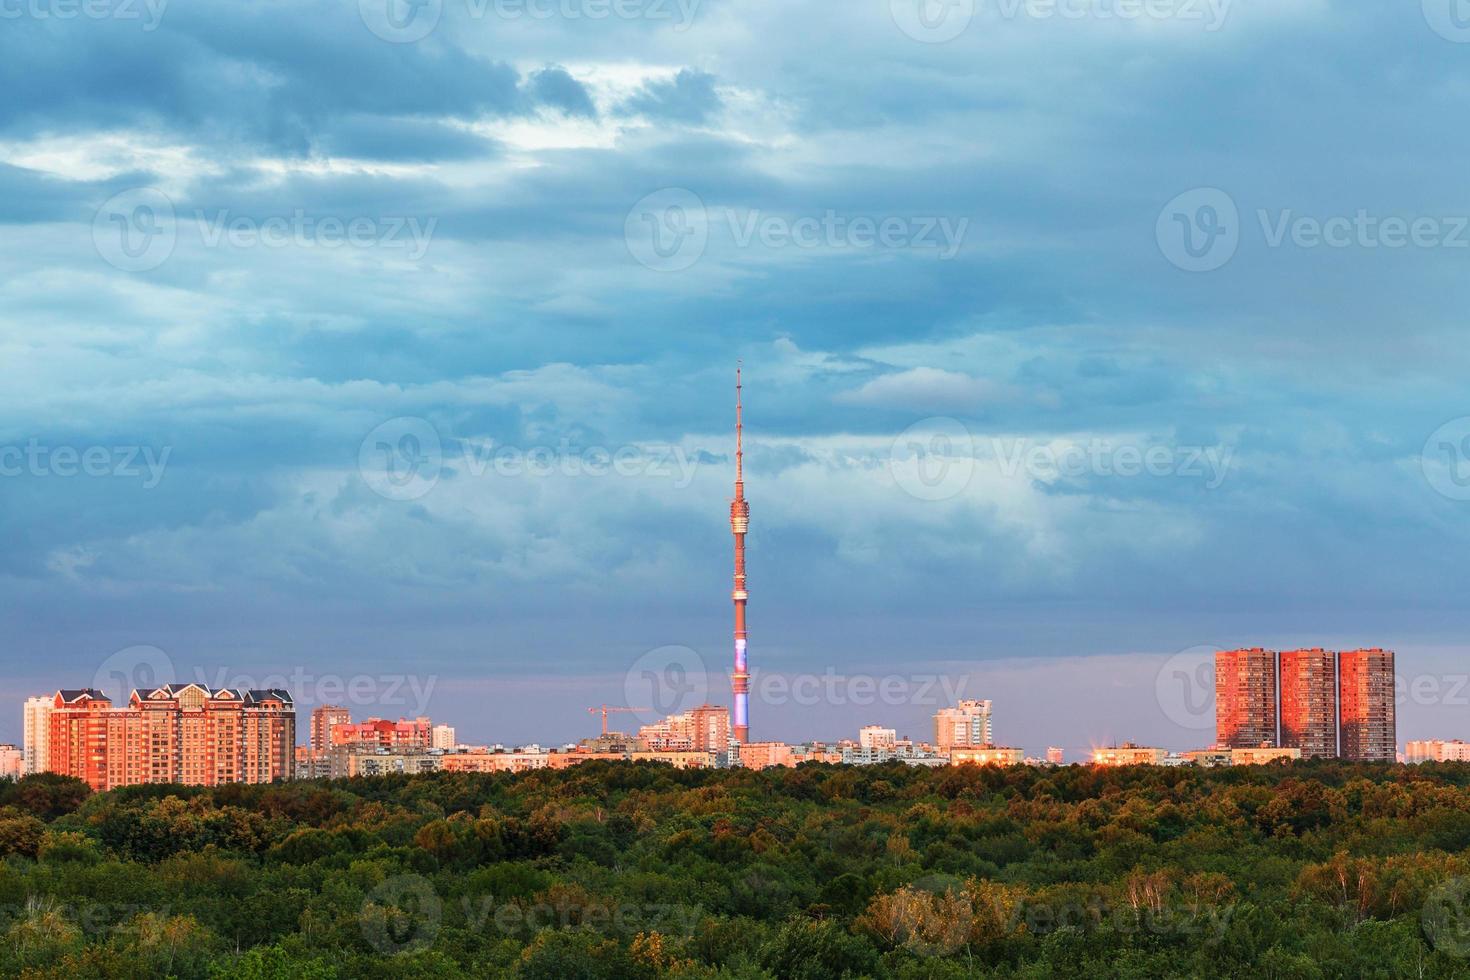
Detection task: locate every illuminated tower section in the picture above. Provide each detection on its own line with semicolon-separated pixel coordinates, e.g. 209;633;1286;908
731;366;750;743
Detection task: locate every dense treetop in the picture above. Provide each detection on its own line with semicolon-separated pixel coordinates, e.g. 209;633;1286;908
3;761;1470;977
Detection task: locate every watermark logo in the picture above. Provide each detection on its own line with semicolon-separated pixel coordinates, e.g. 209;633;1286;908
361;874;442;954
1156;187;1239;272
193;210;436;258
624;645;708;724
627;191;968;271
726;209;968;259
357;417;700;501
1154;645;1219;732
1423;877;1470;957
890;0;975;43
890;417;976;501
92;645;176;703
1422;417;1470;502
359;417;444;502
86;646;438;714
625;188;708;272
194;667;437;714
359;0;699;40
359;0;442;42
1161;190;1470;271
1424;0;1470;42
95;192;437;271
93;188;176;273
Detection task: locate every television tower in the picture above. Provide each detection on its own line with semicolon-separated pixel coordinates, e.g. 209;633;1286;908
731;364;750;743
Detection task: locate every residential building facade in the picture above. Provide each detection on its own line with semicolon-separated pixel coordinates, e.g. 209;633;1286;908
22;695;51;775
933;700;993;750
1279;648;1338;758
1339;648;1396;762
47;685;294;791
1216;648;1278;748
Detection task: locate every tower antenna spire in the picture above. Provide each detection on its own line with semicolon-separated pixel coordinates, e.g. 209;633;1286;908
735;361;743;487
730;362;750;743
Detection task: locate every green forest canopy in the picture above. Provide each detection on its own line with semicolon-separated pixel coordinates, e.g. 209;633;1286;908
3;760;1470;978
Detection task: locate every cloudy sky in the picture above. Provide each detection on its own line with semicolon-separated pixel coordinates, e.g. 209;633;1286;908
3;0;1470;756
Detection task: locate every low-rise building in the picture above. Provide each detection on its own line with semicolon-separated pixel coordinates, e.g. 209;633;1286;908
950;745;1024;766
1406;739;1470;763
346;752;441;777
1092;743;1167;766
628;750;714;769
0;744;22;780
1231;745;1302;766
859;726;897;750
739;741;796;769
294;745;331;780
439;750;550;774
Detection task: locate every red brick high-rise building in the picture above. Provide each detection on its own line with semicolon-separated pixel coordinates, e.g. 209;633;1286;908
638;705;731;752
1215;648;1277;748
1339;648;1395;762
48;684;294;792
311;705;351;752
1279;648;1338;759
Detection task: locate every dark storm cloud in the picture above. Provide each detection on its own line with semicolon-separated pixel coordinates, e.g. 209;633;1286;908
0;1;587;153
2;0;1469;753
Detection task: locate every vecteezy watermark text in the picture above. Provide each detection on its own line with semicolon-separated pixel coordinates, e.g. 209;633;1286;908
91;644;437;715
0;0;167;30
889;0;1230;44
358;0;700;44
754;669;968;709
93;189;438;272
993;437;1234;489
1158;187;1470;272
361;874;701;956
625;188;969;272
888;418;1237;502
0;440;170;488
622;645;970;726
359;416;699;502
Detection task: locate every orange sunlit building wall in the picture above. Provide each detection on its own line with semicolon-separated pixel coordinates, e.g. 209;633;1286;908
1339;648;1395;762
330;717;431;750
311;705;351;752
739;742;796;770
1279;648;1338;759
1215;648;1278;748
48;684;295;792
638;705;731;752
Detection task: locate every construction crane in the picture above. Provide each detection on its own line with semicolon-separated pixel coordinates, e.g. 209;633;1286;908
587;705;648;736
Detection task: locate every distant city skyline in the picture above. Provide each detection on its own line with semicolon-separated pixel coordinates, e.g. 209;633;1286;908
15;641;1460;765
